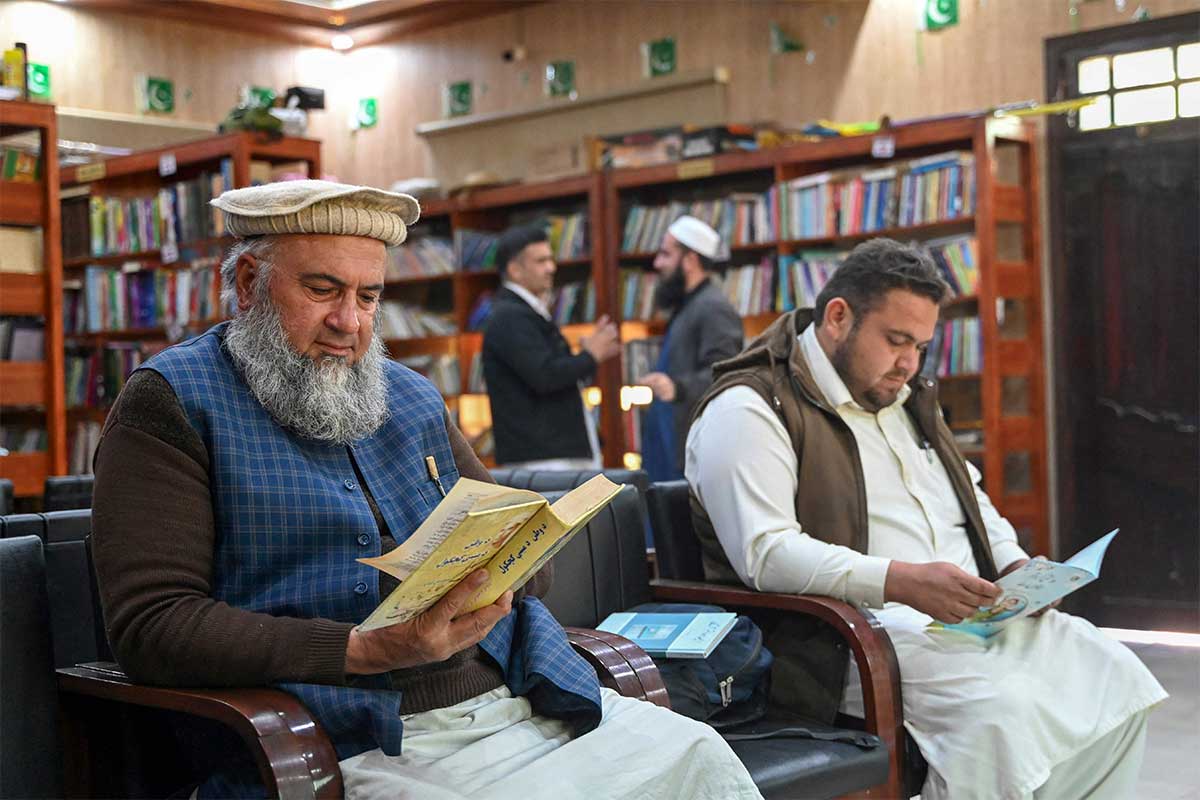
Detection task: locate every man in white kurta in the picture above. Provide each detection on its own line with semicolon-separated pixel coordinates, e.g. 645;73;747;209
685;241;1166;800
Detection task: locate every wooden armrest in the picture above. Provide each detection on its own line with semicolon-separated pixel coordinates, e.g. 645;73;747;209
565;628;671;710
57;663;342;800
651;579;906;798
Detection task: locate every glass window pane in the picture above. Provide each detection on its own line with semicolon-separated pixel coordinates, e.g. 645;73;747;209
1078;56;1110;93
1178;43;1200;80
1079;94;1112;130
1180;81;1200;118
1112;47;1175;88
1114;85;1176;126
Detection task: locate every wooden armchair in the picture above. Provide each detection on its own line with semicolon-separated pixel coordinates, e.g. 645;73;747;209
646;481;923;800
0;516;669;799
57;630;668;799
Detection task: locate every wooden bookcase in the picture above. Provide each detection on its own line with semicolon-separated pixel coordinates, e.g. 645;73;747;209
388;174;612;467
0;100;65;497
58;132;320;473
605;116;1049;554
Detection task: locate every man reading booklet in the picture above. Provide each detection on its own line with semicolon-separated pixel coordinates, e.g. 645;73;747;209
686;239;1166;800
91;180;762;800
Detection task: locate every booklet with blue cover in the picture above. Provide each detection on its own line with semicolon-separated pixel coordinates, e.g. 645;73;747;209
931;529;1120;638
597;611;738;659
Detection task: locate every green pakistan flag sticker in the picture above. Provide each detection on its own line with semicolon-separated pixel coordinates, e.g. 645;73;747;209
444;81;472;117
545;60;575;97
27;63;50;100
643;37;676;78
145;76;174;113
357;97;379;129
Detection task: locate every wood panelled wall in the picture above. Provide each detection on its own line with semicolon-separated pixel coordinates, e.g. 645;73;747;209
3;0;1198;185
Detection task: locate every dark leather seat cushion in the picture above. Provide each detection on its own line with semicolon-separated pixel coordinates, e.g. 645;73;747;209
724;713;889;800
0;536;64;798
44;475;95;512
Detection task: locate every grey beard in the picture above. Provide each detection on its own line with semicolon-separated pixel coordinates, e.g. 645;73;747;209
224;301;390;445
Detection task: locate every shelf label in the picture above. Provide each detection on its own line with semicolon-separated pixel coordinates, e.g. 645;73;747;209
677;158;715;180
75;162;106;182
158;152;177;177
871;135;895;159
161;242;179;264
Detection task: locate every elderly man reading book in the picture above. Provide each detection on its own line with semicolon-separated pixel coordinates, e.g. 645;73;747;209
685;238;1166;800
91;180;760;800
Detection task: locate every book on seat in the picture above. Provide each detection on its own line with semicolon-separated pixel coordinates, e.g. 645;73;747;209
358;474;621;631
932;529;1120;638
596;611;738;659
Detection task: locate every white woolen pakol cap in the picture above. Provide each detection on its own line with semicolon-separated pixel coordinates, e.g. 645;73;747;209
667;215;722;260
210;179;421;247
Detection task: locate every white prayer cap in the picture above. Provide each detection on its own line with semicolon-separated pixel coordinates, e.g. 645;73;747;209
210;179;420;247
667;215;722;260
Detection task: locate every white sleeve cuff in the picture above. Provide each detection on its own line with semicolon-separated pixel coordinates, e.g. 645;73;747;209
991;541;1030;575
846;555;893;609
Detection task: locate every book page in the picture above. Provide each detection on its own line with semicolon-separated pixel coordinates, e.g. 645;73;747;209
933;529;1119;638
357;499;544;631
467;477;622;611
548;474;622;525
359;478;541;582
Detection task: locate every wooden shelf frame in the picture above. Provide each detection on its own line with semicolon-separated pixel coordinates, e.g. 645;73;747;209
0;100;65;496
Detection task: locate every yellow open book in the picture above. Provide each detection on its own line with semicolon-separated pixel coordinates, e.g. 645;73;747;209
357;474;622;632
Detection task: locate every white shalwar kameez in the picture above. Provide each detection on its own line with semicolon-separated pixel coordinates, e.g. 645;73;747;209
685;323;1167;800
340;686;763;800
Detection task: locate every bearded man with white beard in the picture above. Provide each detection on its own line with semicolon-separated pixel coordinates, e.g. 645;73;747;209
90;181;761;800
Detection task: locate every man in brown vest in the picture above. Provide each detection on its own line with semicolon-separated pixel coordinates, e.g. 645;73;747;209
685;239;1164;800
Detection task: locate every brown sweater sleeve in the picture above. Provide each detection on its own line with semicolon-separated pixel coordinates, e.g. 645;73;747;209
92;369;354;687
443;409;553;600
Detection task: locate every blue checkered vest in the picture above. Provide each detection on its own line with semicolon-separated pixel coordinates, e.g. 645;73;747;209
143;324;601;795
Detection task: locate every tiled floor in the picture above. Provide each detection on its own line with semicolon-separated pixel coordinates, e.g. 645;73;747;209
1130;641;1200;800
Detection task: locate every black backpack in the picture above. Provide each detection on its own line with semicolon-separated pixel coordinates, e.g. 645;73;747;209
631;602;774;730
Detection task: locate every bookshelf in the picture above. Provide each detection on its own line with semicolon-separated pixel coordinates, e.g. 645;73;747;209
386;174;613;467
58;132;320;475
605;117;1049;554
0;100;65;498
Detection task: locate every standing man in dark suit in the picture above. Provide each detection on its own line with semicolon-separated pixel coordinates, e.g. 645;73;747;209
638;215;743;481
483;224;621;468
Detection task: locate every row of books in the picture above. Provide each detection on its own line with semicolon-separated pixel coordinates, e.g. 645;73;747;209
65;342;163;409
61;159;235;260
550;281;596;326
778;152;976;239
934;317;983;376
718;258;777;316
454;229;499;271
63;259;223;335
618;269;662;322
0;425;46;454
0;317;44;361
546;212;588;261
397;352;488;396
378;302;457;340
1;147;39;182
386;236;456;280
926;235;980;297
69;420;102;476
621;191;777;255
779;251;844;311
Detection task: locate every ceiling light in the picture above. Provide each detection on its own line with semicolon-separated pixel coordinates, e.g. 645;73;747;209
331;34;354;51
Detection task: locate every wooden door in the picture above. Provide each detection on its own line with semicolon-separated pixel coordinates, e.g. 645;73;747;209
1046;13;1200;631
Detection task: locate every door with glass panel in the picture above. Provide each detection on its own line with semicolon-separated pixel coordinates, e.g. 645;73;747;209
1045;12;1199;632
